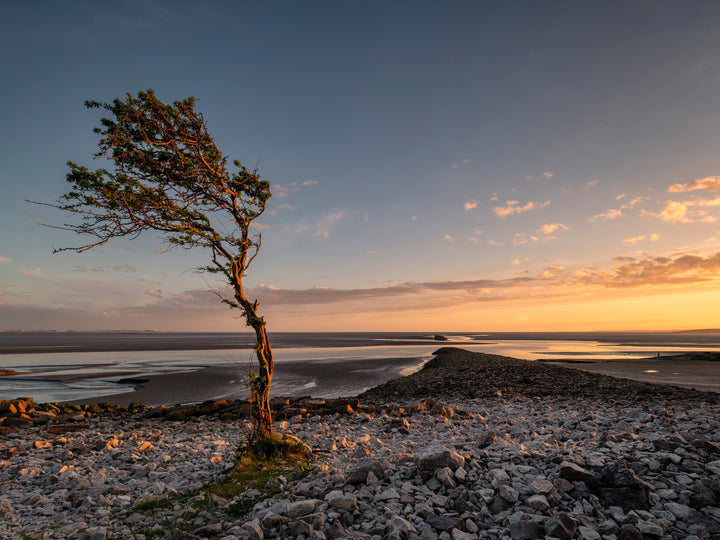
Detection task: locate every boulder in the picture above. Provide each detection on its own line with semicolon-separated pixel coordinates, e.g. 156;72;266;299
344;459;385;485
544;513;577;540
559;461;599;488
415;443;465;472
597;461;651;511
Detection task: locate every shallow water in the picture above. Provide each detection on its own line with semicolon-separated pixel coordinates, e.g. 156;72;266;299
1;331;718;402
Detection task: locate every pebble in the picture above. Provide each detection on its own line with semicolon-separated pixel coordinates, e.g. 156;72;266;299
2;357;720;539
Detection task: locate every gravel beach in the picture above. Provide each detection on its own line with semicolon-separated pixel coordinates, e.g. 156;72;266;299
2;348;720;539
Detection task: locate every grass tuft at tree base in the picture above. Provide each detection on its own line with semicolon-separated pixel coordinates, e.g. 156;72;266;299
236;433;313;463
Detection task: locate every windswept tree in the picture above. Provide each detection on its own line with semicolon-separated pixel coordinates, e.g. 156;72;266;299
43;89;275;441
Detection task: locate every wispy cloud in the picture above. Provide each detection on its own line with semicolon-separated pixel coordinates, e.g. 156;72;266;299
538;223;569;235
451;159;472;168
493;200;551;218
588;208;623;222
464;200;477;210
539;265;564;278
513;233;538;245
623;233;660;245
288;209;345;238
488;239;503;246
586;180;598;187
268;203;297;216
251;222;271;231
144;289;164;298
21;268;45;279
541;171;554;179
668;175;720;193
443;234;454;242
272;180;318;198
0;256;10;262
112;265;136;273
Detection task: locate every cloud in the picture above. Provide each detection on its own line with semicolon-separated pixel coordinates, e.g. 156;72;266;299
513;233;538;246
588;208;623;222
616;194;626;200
0;256;11;262
661;202;689;223
493;200;551;218
464;200;478;211
488;239;503;246
268;204;297;216
524;175;535;180
696;195;720;207
541;172;554;179
251;222;271;231
538;223;569;235
452;159;472;168
288;209;345;238
21;268;45;279
410;216;418;221
443;234;454;242
668;176;720;193
112;265;137;273
648;196;720;223
539;266;564;278
586;180;598;187
144;289;164;298
13;249;720;328
272;180;317;198
628;197;645;207
574;252;720;288
249;275;541;306
468;238;479;243
623;233;660;245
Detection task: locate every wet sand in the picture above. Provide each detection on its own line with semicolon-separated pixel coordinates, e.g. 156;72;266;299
51;350;720;406
64;356;424;407
548;354;720;393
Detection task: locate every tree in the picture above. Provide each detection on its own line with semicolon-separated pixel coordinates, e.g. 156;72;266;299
43;89;276;441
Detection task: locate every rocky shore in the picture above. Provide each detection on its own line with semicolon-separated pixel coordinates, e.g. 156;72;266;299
2;348;720;539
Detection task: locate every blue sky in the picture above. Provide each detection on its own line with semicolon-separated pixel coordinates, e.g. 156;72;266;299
2;1;720;331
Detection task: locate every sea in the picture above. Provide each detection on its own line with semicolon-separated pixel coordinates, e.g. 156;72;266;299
1;331;719;403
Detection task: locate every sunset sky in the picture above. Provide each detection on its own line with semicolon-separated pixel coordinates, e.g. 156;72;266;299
2;1;720;332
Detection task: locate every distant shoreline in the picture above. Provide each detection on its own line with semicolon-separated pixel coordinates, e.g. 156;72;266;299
3;329;720;355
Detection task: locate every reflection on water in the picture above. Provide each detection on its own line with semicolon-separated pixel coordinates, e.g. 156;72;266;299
1;333;719;402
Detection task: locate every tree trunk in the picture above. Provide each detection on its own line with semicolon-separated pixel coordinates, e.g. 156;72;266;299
236;291;274;441
251;361;273;440
250;324;274;441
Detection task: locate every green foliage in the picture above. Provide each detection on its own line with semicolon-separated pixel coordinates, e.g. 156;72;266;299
54;89;271;259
